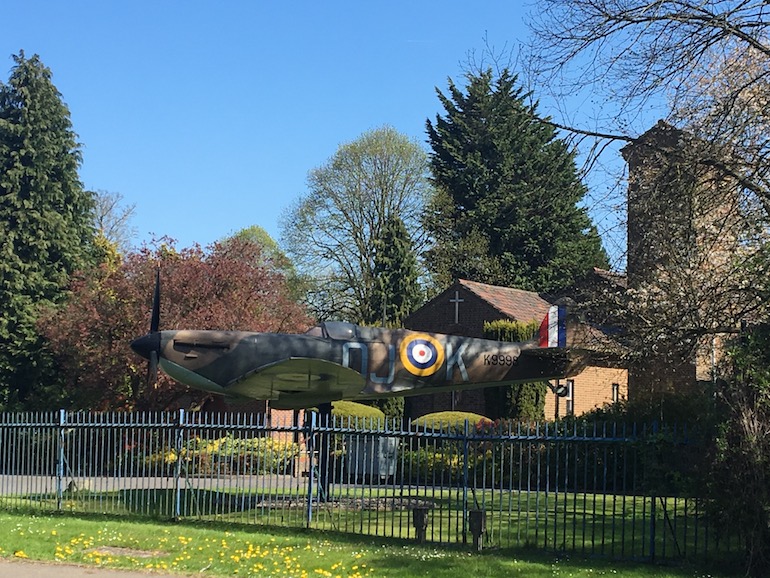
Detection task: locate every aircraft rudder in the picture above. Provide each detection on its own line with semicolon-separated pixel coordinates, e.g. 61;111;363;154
538;304;567;348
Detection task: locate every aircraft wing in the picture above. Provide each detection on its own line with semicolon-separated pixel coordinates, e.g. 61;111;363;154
225;358;366;409
519;346;589;378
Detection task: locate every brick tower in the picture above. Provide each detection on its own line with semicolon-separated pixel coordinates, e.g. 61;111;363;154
622;121;743;404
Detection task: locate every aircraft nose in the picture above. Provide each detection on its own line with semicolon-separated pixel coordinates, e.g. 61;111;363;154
131;332;161;360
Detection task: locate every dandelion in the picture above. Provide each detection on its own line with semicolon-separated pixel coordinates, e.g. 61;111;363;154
13;550;28;559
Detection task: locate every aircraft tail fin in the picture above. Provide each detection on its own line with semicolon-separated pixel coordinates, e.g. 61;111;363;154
538;305;567;348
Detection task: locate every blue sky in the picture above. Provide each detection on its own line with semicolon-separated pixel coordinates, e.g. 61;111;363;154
3;1;625;263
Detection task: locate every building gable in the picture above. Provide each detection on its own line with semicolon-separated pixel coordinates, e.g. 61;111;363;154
405;279;551;337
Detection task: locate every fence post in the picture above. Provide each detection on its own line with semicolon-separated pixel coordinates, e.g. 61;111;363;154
305;410;316;526
648;420;658;561
462;419;470;544
173;409;185;521
56;409;65;511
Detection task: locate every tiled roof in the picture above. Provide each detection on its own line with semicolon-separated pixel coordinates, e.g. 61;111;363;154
458;279;551;321
590;267;627;288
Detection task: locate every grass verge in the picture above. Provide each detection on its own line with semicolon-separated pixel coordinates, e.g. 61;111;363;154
0;511;738;577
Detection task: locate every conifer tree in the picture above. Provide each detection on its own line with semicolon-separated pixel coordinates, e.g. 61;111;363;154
0;52;96;407
425;69;608;293
367;215;421;327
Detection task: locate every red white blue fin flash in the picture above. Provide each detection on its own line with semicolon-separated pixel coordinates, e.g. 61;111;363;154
539;305;567;348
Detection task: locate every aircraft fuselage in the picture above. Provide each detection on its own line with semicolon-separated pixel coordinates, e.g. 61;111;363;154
132;320;584;409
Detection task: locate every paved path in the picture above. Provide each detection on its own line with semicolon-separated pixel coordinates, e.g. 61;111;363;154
0;559;187;578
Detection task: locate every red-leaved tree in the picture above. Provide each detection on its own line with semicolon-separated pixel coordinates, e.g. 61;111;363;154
39;238;313;410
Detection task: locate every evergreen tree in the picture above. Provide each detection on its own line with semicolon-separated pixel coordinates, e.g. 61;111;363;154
425;69;608;293
367;215;422;327
0;52;96;408
364;215;422;421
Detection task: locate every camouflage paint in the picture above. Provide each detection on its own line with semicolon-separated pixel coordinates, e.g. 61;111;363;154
132;321;587;409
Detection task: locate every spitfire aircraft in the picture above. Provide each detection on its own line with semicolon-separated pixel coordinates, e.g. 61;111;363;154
131;278;586;409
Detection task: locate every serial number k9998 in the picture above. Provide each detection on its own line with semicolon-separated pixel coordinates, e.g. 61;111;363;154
483;353;517;366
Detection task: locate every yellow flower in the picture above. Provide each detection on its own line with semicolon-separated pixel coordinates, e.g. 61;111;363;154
14;551;28;559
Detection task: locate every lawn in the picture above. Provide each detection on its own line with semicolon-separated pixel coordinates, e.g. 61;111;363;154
3;483;731;562
0;511;739;578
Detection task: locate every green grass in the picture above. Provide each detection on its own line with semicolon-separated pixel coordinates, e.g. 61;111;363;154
0;511;741;577
2;485;741;562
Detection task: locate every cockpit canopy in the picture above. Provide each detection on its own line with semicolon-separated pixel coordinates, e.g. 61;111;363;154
304;321;359;341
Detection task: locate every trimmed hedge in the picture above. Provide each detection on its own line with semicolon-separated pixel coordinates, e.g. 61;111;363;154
412;411;492;431
331;400;385;421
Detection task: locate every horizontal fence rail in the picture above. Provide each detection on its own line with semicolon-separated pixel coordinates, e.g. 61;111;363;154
0;410;739;561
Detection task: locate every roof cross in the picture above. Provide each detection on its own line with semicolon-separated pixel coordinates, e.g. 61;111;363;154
449;290;464;324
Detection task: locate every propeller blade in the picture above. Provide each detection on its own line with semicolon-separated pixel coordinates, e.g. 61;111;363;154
150;267;160;334
131;267;162;388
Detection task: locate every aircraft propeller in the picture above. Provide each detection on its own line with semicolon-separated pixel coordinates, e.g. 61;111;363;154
131;268;162;387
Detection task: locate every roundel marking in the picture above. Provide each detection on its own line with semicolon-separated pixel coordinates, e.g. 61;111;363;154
400;334;445;377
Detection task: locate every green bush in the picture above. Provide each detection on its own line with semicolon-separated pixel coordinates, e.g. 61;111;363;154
143;435;300;476
483;319;538;341
331;400;385;421
412;411;492;432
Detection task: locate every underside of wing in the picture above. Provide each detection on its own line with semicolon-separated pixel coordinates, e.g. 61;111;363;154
519;347;589;378
225;358;366;409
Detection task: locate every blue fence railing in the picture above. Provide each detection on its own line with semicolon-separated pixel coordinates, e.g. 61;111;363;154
0;410;738;561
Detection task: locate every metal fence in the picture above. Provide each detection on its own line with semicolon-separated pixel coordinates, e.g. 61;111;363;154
0;410;739;561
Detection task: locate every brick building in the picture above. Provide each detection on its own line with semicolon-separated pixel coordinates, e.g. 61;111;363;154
622;121;744;401
403;278;627;421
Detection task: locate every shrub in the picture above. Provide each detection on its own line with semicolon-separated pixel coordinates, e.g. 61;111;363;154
331;400;385;422
412;411;492;432
143;435;300;476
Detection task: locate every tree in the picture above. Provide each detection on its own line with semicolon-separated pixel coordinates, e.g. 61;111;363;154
711;325;770;576
38;238;313;410
526;7;770;572
526;1;770;390
92;190;136;254
367;215;422;327
224;225;307;302
0;51;96;408
425;69;609;294
526;0;770;286
281;126;432;323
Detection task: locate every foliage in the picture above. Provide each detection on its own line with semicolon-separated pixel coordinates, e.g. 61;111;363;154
367;214;422;327
38;237;312;410
281;126;432;323
366;396;404;421
223;225;308;304
0;51;97;409
483;319;538;342
361;215;420;421
710;325;770;577
424;68;608;294
330;400;385;422
411;411;492;432
143;434;300;477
